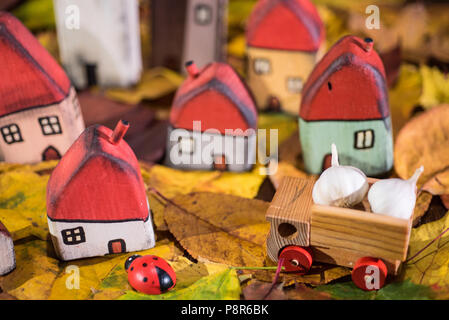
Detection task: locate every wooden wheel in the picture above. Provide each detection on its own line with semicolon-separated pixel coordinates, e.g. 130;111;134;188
352;257;387;291
278;246;313;273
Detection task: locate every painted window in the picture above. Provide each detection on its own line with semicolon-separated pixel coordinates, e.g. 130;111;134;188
1;124;23;144
39;116;62;135
178;136;195;154
287;77;303;93
354;129;374;149
61;227;86;245
253;58;271;75
194;4;212;25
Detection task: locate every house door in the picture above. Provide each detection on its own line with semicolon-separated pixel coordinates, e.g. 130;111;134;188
322;153;332;172
42;146;61;161
266;96;281;112
108;239;126;254
213;154;227;171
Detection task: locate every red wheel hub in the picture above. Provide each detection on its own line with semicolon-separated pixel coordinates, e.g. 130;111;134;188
279;246;313;273
352;257;387;291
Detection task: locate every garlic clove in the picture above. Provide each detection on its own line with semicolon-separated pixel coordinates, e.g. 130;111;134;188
368;166;424;220
312;143;369;207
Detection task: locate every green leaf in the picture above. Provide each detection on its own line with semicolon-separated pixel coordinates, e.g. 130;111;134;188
12;0;55;31
119;268;241;300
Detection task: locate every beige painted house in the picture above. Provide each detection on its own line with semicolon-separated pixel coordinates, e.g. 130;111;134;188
0;12;84;163
245;0;325;115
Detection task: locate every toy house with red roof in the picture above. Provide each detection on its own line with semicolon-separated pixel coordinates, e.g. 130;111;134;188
47;121;155;261
245;0;325;115
165;61;258;172
0;12;84;163
299;35;393;176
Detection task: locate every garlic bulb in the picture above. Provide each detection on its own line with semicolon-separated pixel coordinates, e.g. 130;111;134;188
368;166;424;220
312;144;369;207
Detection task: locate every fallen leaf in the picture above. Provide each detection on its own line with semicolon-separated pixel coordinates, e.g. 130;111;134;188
268;160;311;190
119;268;241;300
420;65;449;109
285;283;332;300
403;210;449;287
441;195;449;210
316;279;433;300
12;0;55;31
394;104;449;191
105;68;184;105
164;192;270;267
242;280;287;300
1;240;59;300
412;192;433;226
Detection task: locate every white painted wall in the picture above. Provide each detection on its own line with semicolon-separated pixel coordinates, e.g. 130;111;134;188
53;0;142;88
165;126;257;172
0;232;15;275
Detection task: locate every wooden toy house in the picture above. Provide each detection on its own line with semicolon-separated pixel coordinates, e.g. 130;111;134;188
266;176;414;290
299;35;393;176
0;221;15;275
165;61;258;172
151;0;227;72
0;12;85;163
47;121;155;261
245;0;325;114
53;0;142;88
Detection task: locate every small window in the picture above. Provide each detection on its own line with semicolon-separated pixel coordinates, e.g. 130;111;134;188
354;129;374;149
1;124;23;144
194;4;212;25
253;58;271;75
178;136;195;154
287;77;303;93
39;116;62;135
61;227;86;245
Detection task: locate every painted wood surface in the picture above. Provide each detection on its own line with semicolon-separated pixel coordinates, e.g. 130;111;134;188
266;177;413;275
47;120;155;261
54;0;142;88
299;35;393;176
0;222;15;276
182;0;228;72
266;176;315;262
165;62;258;172
0;12;84;163
245;0;325;114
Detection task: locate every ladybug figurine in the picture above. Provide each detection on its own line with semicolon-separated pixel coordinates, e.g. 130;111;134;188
125;254;176;295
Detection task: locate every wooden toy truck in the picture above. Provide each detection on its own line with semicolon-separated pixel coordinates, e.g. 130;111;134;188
266;176;413;290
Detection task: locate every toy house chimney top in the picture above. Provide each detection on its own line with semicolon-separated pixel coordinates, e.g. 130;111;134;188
170;62;258;134
0;12;71;117
246;0;325;51
47;123;148;222
300;35;389;121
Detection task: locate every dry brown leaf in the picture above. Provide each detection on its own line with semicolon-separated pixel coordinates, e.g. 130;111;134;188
285;283;332;300
242;280;287;300
164;192;270;267
413;192;433;226
395;104;449;192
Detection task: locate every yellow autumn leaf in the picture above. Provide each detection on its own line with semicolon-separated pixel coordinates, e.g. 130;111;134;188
403;211;449;287
419;65;449;109
164;192;270;267
0;209;31;241
105;68;184;105
228;35;246;58
1;240;60;300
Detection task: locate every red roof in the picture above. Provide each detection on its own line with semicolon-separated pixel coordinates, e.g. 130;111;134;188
47;124;148;222
170;62;258;134
300;35;389;121
246;0;325;51
0;12;71;117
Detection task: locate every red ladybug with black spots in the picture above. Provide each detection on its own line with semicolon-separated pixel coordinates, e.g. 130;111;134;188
125;254;176;295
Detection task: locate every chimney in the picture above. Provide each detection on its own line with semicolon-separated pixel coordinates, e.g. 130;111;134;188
363;37;374;52
110;120;129;144
185;61;200;78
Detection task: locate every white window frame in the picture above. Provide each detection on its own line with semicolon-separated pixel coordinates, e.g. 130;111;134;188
253;58;271;75
354;129;374;149
1;124;23;144
286;76;303;93
194;4;213;25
